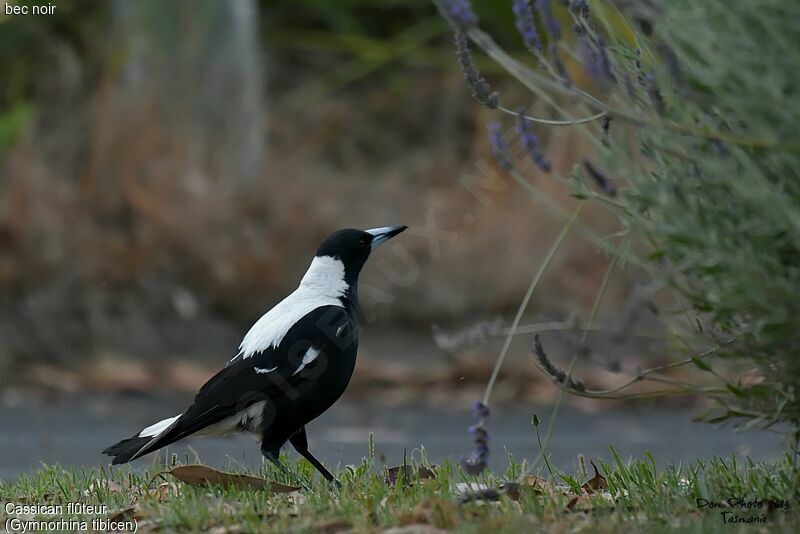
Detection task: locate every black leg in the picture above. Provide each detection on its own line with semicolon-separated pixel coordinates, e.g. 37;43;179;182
261;445;290;476
290;427;340;487
261;443;312;491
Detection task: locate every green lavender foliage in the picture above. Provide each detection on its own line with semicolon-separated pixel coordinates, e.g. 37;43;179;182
444;0;800;434
605;0;800;431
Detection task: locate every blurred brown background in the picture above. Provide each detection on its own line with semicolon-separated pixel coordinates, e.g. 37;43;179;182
0;0;629;378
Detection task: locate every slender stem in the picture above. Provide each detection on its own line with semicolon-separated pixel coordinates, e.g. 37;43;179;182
536;344;727;399
498;321;667;340
482;203;585;405
497;104;607;126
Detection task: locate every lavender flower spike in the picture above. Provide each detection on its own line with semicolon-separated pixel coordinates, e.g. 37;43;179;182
534;0;562;41
516;110;552;173
513;0;543;53
436;0;478;29
583;159;617;197
579;35;614;89
570;0;590;19
487;122;513;171
454;32;499;109
461;400;490;475
472;400;490;418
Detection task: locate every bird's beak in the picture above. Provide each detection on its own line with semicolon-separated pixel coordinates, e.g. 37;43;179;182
366;225;407;250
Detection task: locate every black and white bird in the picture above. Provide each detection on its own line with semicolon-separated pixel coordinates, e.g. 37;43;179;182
103;225;407;484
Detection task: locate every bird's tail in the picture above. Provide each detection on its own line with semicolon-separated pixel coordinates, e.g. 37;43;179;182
102;415;181;465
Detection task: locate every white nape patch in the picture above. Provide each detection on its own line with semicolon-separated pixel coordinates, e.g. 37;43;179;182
196;401;267;437
139;415;181;438
238;256;347;359
292;347;320;376
254;366;278;374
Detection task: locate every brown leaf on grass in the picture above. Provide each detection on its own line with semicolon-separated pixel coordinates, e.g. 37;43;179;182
161;464;300;492
566;495;592;513
312;518;352;533
149;482;171;502
566;492;615;514
581;461;608;494
384;465;438;486
107;506;141;522
522;475;550;490
82;478;122;497
503;475;552;500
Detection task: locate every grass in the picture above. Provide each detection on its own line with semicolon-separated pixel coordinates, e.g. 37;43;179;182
2;449;798;533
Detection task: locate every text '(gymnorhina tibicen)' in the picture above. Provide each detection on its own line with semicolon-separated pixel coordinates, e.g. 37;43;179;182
103;225;407;484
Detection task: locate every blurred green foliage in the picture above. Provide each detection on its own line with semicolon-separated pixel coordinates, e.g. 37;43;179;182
0;101;34;152
612;0;800;433
0;0;536;151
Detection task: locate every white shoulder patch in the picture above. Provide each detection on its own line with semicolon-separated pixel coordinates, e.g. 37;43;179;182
239;256;347;358
254;366;278;374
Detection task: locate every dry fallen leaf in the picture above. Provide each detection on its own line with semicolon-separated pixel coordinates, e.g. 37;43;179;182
149;482;171;502
312;518;352;533
566;495;592;513
581;461;608;494
107;506;139;523
522;475;550;490
161;464;300;492
503;475;551;500
83;479;122;497
384;465;437;486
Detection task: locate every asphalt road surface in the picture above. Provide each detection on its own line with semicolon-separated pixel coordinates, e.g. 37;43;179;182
0;393;786;480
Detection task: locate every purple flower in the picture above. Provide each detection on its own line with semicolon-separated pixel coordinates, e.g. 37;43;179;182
579;35;614;88
583;159;617;197
454;32;499;109
487;122;513;171
570;0;589;19
461;400;490;475
512;0;543;53
535;0;562;41
471;400;490;418
601;115;612;146
436;0;478;29
516;110;551;173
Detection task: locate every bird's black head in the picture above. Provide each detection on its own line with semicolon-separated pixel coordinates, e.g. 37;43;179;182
315;226;407;285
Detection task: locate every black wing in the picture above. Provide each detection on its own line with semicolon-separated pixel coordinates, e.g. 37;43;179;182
123;305;354;461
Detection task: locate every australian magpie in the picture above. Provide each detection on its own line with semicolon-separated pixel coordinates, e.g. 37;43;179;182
103;225;407;484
